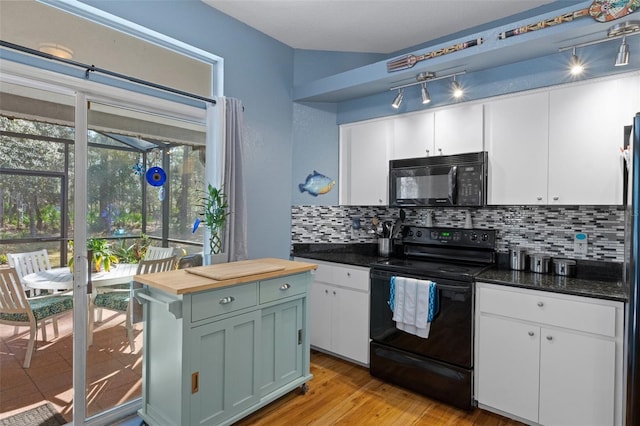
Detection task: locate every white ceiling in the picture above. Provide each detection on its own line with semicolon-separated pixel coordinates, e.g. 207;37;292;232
202;0;555;53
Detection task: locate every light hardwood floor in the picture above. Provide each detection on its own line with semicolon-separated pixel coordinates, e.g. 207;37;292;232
235;350;524;426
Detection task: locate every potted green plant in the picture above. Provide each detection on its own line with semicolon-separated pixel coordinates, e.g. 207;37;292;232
200;184;229;256
87;238;119;272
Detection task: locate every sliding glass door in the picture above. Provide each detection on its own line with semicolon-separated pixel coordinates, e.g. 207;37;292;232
83;99;206;419
0;80;76;423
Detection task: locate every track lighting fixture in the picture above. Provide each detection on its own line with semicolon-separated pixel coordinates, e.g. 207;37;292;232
389;70;465;107
569;47;584;76
421;83;431;105
558;21;639;71
614;36;630;67
451;76;464;99
391;89;404;109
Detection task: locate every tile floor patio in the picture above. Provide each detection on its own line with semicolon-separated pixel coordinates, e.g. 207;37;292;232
0;310;142;424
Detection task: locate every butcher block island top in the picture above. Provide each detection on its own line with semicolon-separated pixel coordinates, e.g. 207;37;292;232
133;257;317;295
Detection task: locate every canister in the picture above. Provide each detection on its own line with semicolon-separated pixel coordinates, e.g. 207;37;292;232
529;253;550;274
509;247;528;271
553;258;577;276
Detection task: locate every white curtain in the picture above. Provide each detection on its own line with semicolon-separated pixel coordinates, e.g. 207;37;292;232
222;97;248;261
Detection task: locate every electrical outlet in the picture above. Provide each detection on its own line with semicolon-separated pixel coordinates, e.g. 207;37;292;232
574;232;588;254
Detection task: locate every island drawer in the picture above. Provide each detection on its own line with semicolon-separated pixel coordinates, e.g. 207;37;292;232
478;285;616;337
191;282;258;322
260;273;307;304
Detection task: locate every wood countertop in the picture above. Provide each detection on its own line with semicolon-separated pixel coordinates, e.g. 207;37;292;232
133;257;317;295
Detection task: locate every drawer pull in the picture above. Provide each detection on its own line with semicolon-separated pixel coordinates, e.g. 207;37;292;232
219;296;235;305
528;331;534;337
546;335;553;341
279;283;291;291
537;301;544;307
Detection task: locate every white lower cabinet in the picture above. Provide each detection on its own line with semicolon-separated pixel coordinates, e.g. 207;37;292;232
296;258;370;365
475;283;624;426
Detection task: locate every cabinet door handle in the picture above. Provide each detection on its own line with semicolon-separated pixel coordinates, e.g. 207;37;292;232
528;331;535;337
537;196;543;201
438;148;443;155
553;196;559;201
219;296;235;305
426;149;430;156
279;283;291;291
347;272;351;277
332;290;337;295
537;301;544;307
192;372;199;394
325;289;329;294
546;335;553;341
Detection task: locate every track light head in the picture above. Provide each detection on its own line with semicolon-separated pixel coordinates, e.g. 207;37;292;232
421;83;431;105
615;36;630;67
391;89;403;109
451;76;464;99
569;47;584;76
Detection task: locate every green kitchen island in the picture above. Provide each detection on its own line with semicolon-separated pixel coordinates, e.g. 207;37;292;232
133;258;317;426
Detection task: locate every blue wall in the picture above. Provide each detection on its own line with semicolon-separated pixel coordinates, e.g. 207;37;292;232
80;0;382;257
81;0;296;259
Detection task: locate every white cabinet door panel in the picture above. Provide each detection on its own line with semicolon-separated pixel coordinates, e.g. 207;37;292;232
539;327;616;426
309;282;332;351
340;120;392;205
548;78;630;205
393;111;435;159
434;103;484;155
477;315;540;423
485;92;549;204
333;286;370;365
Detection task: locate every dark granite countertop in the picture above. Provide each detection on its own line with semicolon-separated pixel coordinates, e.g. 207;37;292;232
291;243;628;302
291;243;385;268
477;268;627;302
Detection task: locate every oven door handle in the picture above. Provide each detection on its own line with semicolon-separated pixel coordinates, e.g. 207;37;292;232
433;283;471;292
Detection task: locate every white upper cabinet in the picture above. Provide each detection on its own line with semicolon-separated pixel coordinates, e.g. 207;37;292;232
339;119;392;205
392;111;435;159
547;76;636;205
485;92;549;205
434;102;484;155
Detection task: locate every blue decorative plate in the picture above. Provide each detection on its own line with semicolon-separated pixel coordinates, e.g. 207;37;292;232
146;166;166;186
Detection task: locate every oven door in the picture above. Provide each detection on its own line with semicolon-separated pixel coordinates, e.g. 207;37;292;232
389;165;457;207
370;268;473;369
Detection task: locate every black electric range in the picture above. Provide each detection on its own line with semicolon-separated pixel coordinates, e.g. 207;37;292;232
369;226;497;411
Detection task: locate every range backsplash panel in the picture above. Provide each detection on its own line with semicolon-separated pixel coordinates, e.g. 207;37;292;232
291;205;626;262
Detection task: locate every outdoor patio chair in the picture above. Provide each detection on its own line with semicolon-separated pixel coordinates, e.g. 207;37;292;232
7;249;52;294
0;267;73;368
143;246;175;260
90;255;176;352
6;249;61;336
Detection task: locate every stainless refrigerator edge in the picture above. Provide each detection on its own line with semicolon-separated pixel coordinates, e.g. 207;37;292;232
626;112;640;426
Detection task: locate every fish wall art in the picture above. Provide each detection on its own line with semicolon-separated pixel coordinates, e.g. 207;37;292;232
299;171;335;197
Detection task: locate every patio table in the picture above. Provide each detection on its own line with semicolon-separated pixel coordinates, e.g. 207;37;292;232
23;264;139;292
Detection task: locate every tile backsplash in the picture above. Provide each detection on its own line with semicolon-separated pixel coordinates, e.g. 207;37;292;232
291;205;626;262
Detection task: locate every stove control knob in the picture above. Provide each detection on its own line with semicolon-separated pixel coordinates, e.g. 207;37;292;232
416;230;423;238
408;230;414;237
430;231;438;239
481;233;489;241
470;233;478;241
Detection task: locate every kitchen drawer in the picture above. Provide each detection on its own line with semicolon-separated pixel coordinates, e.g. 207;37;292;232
191;282;258;323
259;273;307;304
478;285;616;337
312;261;369;292
331;264;369;292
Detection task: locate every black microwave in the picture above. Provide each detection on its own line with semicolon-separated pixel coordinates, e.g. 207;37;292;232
389;151;487;207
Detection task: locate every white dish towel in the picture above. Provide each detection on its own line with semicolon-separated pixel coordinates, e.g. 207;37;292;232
390;276;435;338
